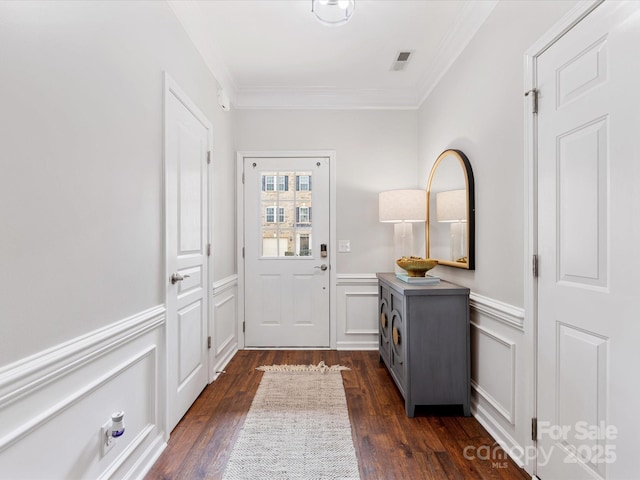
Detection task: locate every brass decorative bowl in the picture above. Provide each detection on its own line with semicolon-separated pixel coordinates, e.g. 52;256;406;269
396;256;438;277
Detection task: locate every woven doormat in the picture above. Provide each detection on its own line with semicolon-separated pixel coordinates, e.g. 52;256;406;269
221;362;361;479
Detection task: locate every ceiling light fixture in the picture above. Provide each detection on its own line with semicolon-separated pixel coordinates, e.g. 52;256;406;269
312;0;355;27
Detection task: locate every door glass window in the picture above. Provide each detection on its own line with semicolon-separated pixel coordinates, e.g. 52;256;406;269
261;171;313;257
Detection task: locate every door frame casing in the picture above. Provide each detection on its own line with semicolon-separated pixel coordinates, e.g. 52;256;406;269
163;72;213;439
523;0;602;475
236;151;337;349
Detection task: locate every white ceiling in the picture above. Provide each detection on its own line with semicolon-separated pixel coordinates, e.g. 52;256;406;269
168;0;498;109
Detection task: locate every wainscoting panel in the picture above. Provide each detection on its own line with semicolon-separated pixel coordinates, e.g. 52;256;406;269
469;297;530;469
210;275;239;382
345;292;378;335
470;322;516;424
336;274;378;350
0;306;166;480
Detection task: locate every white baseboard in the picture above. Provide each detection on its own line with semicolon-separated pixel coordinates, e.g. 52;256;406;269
124;434;167;480
336;341;378;351
473;402;525;468
211;346;238;381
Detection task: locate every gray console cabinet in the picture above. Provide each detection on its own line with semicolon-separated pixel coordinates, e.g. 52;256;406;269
377;273;471;417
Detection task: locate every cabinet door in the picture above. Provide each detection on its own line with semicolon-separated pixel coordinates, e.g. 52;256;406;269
389;292;406;391
379;286;390;365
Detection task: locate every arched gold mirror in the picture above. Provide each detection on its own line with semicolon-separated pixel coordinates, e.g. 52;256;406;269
426;149;475;270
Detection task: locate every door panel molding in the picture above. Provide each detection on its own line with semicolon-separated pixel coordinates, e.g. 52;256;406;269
526;1;639;477
164;73;212;434
524;3;604;476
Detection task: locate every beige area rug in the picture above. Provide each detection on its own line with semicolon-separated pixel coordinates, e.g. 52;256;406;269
221;362;361;480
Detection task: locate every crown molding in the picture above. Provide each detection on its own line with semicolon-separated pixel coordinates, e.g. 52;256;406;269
167;0;237;102
416;0;499;106
169;0;498;110
233;86;421;110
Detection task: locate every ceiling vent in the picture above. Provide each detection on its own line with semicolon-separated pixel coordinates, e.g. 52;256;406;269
391;51;413;71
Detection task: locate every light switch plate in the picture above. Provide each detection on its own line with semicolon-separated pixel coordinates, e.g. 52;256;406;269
338;240;351;253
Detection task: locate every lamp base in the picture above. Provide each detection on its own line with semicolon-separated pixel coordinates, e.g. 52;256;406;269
394;222;414;273
449;222;467;262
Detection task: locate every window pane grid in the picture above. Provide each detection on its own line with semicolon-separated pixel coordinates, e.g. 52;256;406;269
260;170;313;257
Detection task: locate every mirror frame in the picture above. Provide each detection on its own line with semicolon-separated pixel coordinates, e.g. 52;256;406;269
426;149;475;270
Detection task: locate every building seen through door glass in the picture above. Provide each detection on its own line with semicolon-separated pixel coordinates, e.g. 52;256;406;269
261;171;313;257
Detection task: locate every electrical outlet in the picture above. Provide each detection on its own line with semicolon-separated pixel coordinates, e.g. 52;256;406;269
101;420;115;457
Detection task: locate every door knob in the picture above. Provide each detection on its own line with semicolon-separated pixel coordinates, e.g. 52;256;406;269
170;272;190;284
314;264;328;271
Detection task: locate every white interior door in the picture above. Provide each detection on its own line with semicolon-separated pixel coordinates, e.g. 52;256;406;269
243;156;330;347
536;2;640;478
165;78;210;432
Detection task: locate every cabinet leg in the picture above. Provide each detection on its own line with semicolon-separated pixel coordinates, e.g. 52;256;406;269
405;401;415;418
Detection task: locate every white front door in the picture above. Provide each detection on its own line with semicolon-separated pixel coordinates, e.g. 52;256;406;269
536;2;640;478
165;77;211;432
243;156;330;347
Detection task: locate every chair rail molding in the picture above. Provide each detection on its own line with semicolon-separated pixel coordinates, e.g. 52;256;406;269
469;292;524;331
336;273;378;284
212;274;238;295
0;305;166;407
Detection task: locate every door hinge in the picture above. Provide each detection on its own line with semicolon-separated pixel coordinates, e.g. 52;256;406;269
243;321;245;333
525;88;539;114
242;172;245;184
207;151;212;164
531;417;538;441
207;243;211;257
532;254;539;277
207;336;211;349
242;247;245;259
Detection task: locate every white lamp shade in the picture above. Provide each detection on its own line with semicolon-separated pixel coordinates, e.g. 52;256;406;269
436;189;466;223
379;189;426;223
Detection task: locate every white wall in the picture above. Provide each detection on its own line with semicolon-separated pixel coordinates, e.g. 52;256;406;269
417;0;577;307
235;109;418;350
0;1;235;477
235;109;419;274
416;0;577;473
0;0;234;366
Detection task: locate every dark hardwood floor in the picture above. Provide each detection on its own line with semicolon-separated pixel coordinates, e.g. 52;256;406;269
145;350;530;480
